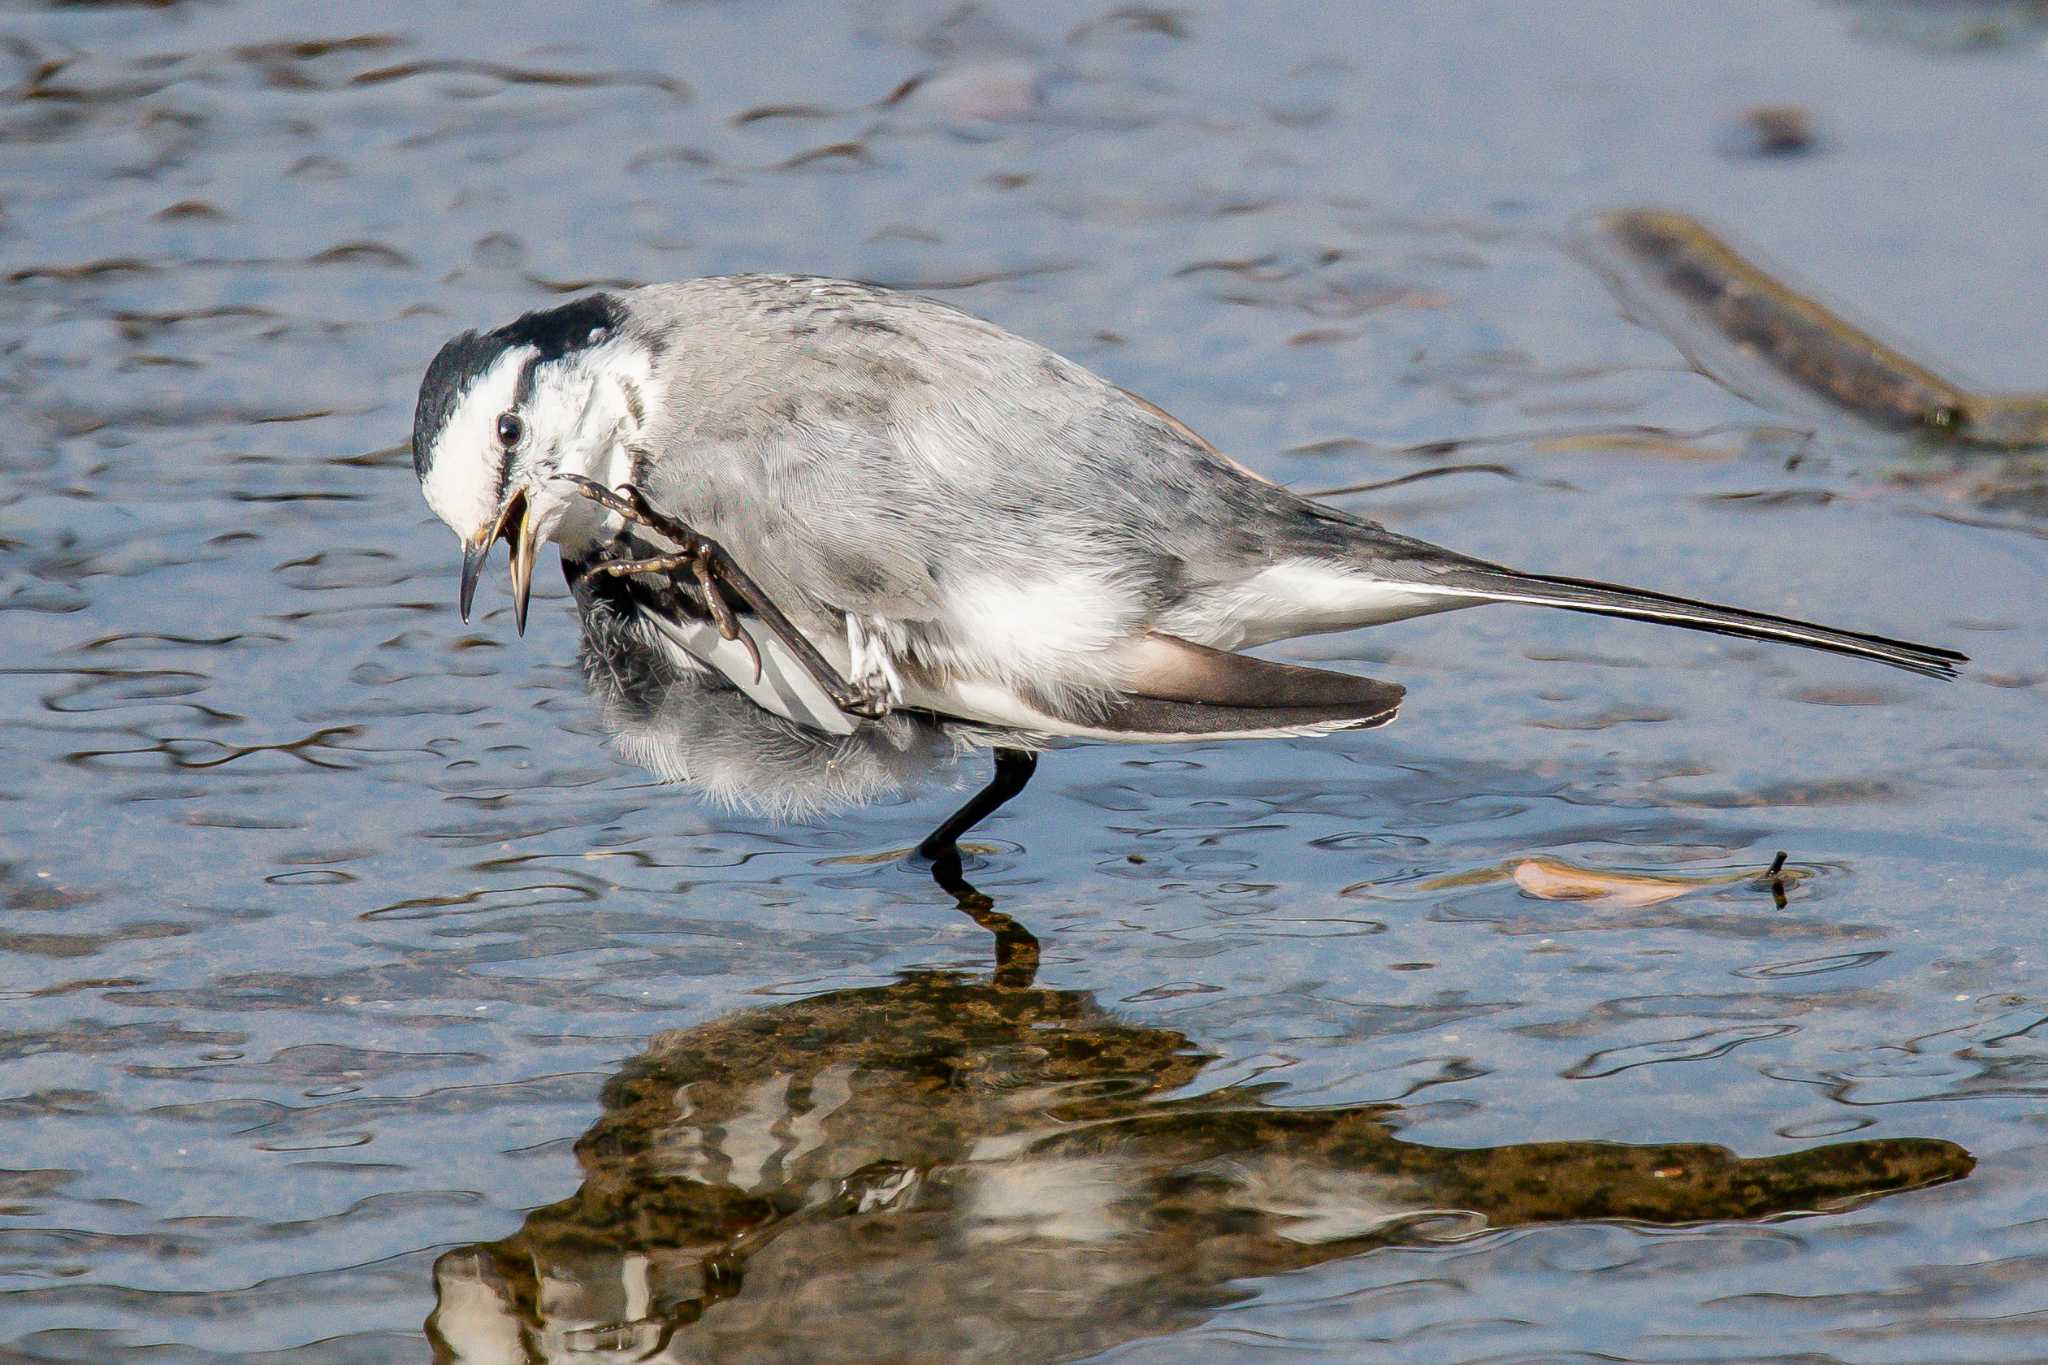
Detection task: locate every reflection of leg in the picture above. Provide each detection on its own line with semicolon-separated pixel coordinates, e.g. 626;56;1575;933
928;854;1040;988
917;748;1038;862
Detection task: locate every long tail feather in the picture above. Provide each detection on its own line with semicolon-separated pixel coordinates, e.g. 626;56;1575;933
1431;567;1966;679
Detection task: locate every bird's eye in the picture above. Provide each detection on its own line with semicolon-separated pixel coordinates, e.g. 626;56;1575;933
495;412;524;449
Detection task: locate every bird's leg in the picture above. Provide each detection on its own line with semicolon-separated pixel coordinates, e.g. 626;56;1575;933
566;476;765;674
562;474;892;718
1761;849;1791;910
920;749;1040;984
918;747;1039;864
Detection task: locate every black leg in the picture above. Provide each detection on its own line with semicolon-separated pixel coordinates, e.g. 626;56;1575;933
917;747;1038;863
920;748;1042;987
1761;849;1790;910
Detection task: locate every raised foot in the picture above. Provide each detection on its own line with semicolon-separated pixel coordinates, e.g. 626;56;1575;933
841;676;894;720
563;476;765;683
559;473;687;542
560;474;886;721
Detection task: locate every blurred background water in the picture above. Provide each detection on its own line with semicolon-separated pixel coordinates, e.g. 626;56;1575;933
1;1;2045;1360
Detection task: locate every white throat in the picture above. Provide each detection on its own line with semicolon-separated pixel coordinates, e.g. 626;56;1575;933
542;338;665;551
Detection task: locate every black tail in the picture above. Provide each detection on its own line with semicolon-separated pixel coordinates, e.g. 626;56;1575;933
1434;567;1966;680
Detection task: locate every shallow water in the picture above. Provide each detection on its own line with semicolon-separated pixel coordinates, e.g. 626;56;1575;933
2;1;2046;1361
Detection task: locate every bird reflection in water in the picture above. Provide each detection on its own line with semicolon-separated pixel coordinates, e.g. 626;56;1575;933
430;663;1970;1361
430;931;1970;1362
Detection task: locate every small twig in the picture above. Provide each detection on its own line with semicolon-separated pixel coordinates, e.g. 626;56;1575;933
1762;849;1790;909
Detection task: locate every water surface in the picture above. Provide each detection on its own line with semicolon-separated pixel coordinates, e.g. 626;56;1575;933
2;1;2045;1360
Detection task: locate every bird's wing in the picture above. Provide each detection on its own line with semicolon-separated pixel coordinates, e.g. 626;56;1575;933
1089;631;1405;739
627;391;1179;708
893;630;1404;741
639;609;858;736
619;277;1961;715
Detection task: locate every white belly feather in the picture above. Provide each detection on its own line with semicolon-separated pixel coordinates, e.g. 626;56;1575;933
640;554;1459;741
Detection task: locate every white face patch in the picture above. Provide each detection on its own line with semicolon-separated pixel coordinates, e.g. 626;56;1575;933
418;344;536;541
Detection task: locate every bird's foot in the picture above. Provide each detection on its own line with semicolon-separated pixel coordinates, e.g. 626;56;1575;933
563;474;884;720
840;676;894;719
565;472;767;683
562;474;692;546
590;547;765;683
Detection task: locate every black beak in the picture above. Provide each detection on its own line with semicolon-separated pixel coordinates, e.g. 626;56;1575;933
458;486;533;632
459;539;490;624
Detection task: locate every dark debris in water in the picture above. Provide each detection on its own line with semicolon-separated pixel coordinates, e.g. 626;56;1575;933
1722;104;1822;159
1577;208;2048;448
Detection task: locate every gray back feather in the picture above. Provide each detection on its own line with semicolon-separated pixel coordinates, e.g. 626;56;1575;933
615;277;1441;626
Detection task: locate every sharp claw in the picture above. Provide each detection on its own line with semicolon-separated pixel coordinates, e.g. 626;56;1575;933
847;689;890;719
691;554;726;625
735;622;764;684
696;570;762;679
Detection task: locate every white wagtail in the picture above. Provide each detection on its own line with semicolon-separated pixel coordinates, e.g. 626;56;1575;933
409;277;1965;860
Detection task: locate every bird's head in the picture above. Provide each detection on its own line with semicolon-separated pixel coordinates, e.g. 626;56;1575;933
410;292;656;632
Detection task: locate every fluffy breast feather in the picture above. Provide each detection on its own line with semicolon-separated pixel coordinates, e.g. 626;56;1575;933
566;546;989;816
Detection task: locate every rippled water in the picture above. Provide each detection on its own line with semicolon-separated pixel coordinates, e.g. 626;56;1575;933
3;1;2046;1360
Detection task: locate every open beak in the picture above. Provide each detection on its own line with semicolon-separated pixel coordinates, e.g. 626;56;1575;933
506;491;540;636
458;486;539;634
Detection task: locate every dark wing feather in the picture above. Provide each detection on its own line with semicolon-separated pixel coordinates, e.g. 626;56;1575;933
1087;632;1404;738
